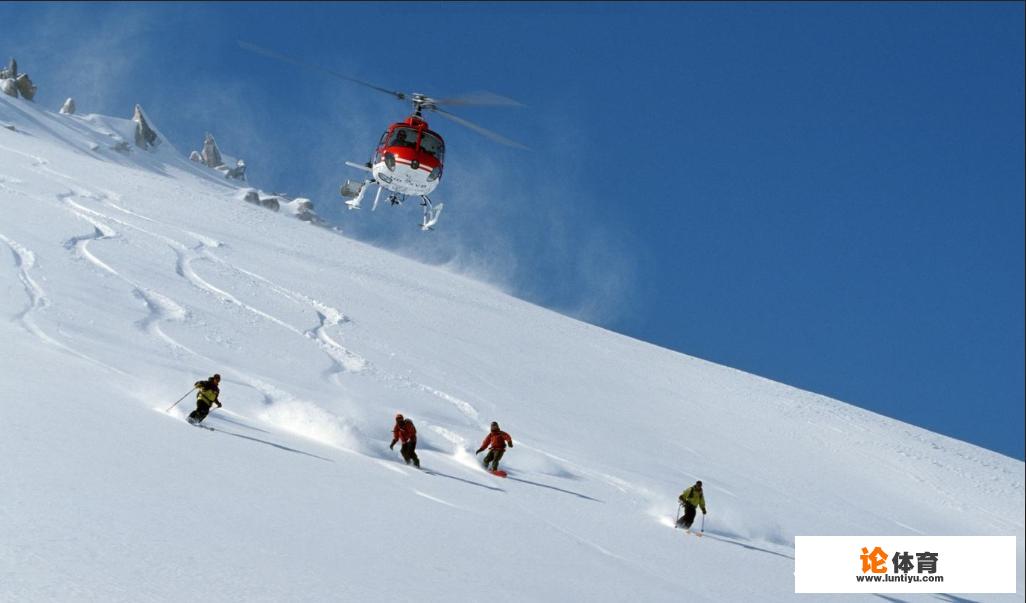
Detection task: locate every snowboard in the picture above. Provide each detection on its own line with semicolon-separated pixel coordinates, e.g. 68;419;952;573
487;469;508;478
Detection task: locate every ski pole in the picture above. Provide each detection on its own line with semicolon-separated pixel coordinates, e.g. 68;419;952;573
675;503;682;528
700;513;706;536
165;387;196;412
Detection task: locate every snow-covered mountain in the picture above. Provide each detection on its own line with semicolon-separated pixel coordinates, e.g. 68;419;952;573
1;93;1022;602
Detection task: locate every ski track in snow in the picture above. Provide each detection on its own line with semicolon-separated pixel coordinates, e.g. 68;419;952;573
63;195;315;347
202;257;368;375
97;192;224;249
373;370;485;431
89;197;369;378
416;383;480;422
892;520;925;534
0;234;53;341
412;489;465;509
60;192;120;276
133;288;192;357
0;232;126;375
57;194;200;360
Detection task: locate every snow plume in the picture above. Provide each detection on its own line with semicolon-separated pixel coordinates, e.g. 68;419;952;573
0;5;158;110
155;76;270;181
511;110;643;326
518;203;642;327
260;399;367;454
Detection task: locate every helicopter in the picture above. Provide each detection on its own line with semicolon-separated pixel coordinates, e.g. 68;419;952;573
239;42;527;230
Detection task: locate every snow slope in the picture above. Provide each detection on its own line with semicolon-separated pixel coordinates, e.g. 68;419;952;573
1;94;1022;602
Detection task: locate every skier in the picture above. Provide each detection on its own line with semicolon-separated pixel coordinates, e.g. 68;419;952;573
187;374;222;425
676;480;707;530
389;413;420;468
475;421;513;472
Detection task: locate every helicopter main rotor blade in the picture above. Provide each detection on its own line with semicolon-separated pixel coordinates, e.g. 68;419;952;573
432;107;530;150
432;91;525;108
238;41;406;101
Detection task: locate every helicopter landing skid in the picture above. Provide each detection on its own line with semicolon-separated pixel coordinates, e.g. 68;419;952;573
340;180;441;230
420;195;443;231
340;178;373;210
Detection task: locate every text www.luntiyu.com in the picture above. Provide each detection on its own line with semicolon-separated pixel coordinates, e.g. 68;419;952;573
855;575;944;583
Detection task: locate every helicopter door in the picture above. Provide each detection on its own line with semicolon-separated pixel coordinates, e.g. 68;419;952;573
420;132;445;162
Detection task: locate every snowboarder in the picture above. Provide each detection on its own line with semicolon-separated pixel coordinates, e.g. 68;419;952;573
475;421;513;472
389;413;420;468
676;480;707;530
187;374;222;425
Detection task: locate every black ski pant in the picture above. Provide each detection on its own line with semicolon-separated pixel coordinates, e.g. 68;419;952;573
483;448;505;471
677;502;697;529
400;441;420;467
189;401;212;424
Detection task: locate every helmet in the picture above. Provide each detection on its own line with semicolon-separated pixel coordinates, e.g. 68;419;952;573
212;374;221;381
695;480;702;488
395;413;404;421
490;421;499;431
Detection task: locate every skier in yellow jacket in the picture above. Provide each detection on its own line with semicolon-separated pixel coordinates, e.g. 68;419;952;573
187;374;222;425
676;480;707;530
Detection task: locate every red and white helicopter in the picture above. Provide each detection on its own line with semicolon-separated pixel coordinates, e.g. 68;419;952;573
240;42;526;230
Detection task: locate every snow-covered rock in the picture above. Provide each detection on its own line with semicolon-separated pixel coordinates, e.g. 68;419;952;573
281;196;324;224
190;133;246;181
14;73;36;100
222;159;246;181
0;79;16;98
0;57;16;79
200;132;222;167
132;103;159;149
2;59;38;100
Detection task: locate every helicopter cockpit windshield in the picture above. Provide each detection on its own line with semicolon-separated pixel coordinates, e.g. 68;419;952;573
420;132;445;160
389;128;418;148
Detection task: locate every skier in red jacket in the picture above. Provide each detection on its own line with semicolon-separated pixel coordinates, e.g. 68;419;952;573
475;421;513;472
390;413;419;468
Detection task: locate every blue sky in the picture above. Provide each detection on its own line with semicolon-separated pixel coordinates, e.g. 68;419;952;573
3;3;1023;459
